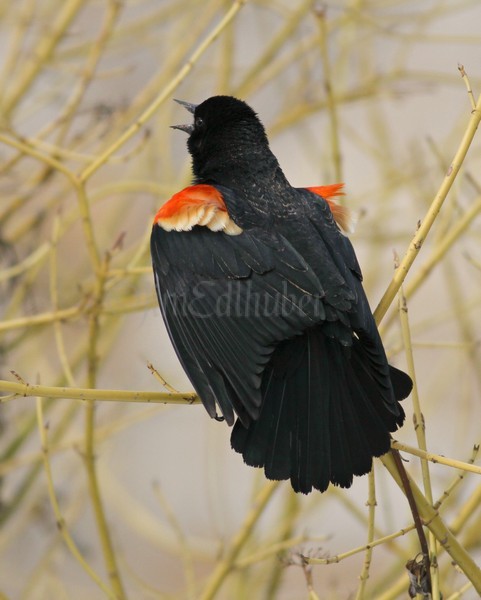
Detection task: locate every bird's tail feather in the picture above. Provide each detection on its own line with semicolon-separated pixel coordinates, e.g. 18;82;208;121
231;328;407;494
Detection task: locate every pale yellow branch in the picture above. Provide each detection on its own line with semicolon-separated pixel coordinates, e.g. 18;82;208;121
391;441;481;477
0;305;84;333
315;7;343;183
458;64;477;111
82;251;126;599
398;287;440;598
0;379;198;405
308;524;417;565
355;470;376;599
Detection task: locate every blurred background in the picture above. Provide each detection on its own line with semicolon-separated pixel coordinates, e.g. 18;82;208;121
1;0;481;598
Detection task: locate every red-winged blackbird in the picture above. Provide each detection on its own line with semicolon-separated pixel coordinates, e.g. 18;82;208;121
151;96;412;494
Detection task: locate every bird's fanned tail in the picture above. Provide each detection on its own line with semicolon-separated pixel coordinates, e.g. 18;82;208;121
231;328;408;494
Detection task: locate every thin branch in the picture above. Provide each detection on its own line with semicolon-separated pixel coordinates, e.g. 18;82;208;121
398;288;439;598
83;252;127;599
315;7;343;182
308;524;417;565
391;441;481;476
0;378;198;405
355;470;376;599
458;64;477;111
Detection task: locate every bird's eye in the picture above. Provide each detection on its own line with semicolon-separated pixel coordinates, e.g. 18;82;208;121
195;116;204;129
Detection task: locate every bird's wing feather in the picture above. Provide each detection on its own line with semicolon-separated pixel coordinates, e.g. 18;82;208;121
300;189;403;410
152;188;331;425
151;183;401;428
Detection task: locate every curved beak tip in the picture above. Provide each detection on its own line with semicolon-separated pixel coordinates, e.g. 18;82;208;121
173;99;197;114
170;123;194;134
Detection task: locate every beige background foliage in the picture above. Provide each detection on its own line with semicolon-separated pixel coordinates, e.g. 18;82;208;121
1;1;481;599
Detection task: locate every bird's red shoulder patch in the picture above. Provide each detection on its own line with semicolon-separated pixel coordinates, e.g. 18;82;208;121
154;184;243;235
306;183;354;233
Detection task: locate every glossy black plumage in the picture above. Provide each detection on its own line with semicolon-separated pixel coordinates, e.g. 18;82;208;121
151;96;411;494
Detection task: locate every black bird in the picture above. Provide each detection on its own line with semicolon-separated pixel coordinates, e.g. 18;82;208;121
150;96;412;494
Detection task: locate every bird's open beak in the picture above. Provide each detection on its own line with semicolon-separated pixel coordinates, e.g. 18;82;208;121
171;99;197;134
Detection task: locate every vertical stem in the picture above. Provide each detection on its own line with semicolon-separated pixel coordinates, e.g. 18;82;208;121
355;470;376;599
84;253;127;600
76;182;101;273
398;289;440;598
315;7;343;183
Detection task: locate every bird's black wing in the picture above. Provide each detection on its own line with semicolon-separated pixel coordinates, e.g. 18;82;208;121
301;189;408;400
151;219;355;426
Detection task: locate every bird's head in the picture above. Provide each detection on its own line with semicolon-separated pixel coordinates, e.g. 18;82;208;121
172;95;274;185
